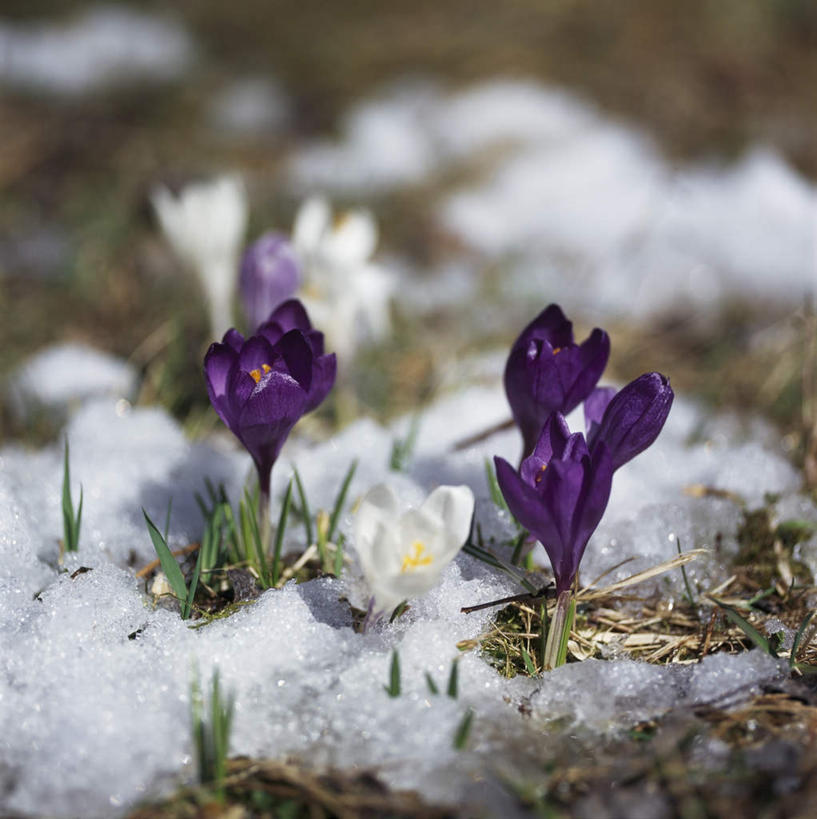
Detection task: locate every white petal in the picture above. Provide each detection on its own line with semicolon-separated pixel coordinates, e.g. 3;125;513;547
292;196;331;255
324;208;378;265
421;485;474;559
353;484;400;569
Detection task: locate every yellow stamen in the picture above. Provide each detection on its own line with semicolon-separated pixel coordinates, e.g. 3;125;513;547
249;363;272;383
535;464;547;484
552;347;562;355
401;541;433;573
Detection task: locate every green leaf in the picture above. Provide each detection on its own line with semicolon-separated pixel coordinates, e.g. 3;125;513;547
271;479;293;586
453;708;474;750
143;509;188;611
62;439;82;553
425;672;439;695
182;539;205;620
711;597;776;657
292;468;313;547
333;532;345;577
675;537;696;605
327;460;358;543
384;650;401;698
484;458;509;513
520;647;537;677
790;610;816;669
389;413;421;472
447;658;459;699
556;598;575;667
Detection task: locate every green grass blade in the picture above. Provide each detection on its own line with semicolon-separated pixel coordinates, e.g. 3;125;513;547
521;647;537;677
292;468;313;547
484;458;508;513
790;610;816;669
384;650;401;697
556;597;576;667
327;460;357;543
675;537;696;604
453;708;474;750
62;440;79;553
333;532;345;577
181;537;205;620
425;672;439;695
143;508;188;606
711;597;775;657
447;658;459;699
271;479;294;586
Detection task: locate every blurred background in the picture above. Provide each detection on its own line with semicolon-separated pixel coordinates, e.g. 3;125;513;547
1;1;816;455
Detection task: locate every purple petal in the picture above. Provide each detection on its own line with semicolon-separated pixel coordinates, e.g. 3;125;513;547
239;233;301;331
305;353;337;413
520;413;571;483
274;329;314;393
495;456;563;563
204;342;237;400
561;328;611;411
584;386;617;440
238;335;276;375
565;443;613;586
222;328;245;352
592;372;674;470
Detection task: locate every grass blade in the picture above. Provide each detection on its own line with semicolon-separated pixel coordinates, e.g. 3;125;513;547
453;708;474;750
521;647;537;677
384;650;401;698
182;537;205;619
447;658;459;699
271;479;294;586
425;672;439;695
292;468;313;547
790;610;816;669
333;532;345;577
143;509;188;610
484;458;508;513
675;537;696;604
62;439;82;553
327;460;357;543
710;596;775;657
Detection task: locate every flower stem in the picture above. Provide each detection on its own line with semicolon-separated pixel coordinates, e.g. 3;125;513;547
543;589;574;670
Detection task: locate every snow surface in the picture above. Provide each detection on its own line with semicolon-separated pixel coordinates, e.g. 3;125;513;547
6;343;138;422
0;369;801;816
287;78;817;318
0;6;193;96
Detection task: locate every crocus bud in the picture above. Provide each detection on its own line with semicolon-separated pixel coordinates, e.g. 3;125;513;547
239;232;301;331
587;372;673;470
495;414;614;594
504;304;610;458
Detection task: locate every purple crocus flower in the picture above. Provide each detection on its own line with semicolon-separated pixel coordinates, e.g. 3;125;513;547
585;373;674;470
495;415;613;594
204;299;336;497
504;304;610;458
239;232;300;331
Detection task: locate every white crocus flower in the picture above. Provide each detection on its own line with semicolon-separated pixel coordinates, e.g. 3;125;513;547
353;483;475;618
292;196;393;362
151;174;248;339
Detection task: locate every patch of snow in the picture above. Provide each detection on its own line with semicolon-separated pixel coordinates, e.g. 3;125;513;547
0;379;805;815
0;6;194;96
207;76;291;138
6;343;138;422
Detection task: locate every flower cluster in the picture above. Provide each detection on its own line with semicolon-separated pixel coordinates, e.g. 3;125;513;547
498;306;673;596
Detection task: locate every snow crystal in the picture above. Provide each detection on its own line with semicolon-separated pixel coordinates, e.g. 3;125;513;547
0;6;193;96
7;343;138;422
